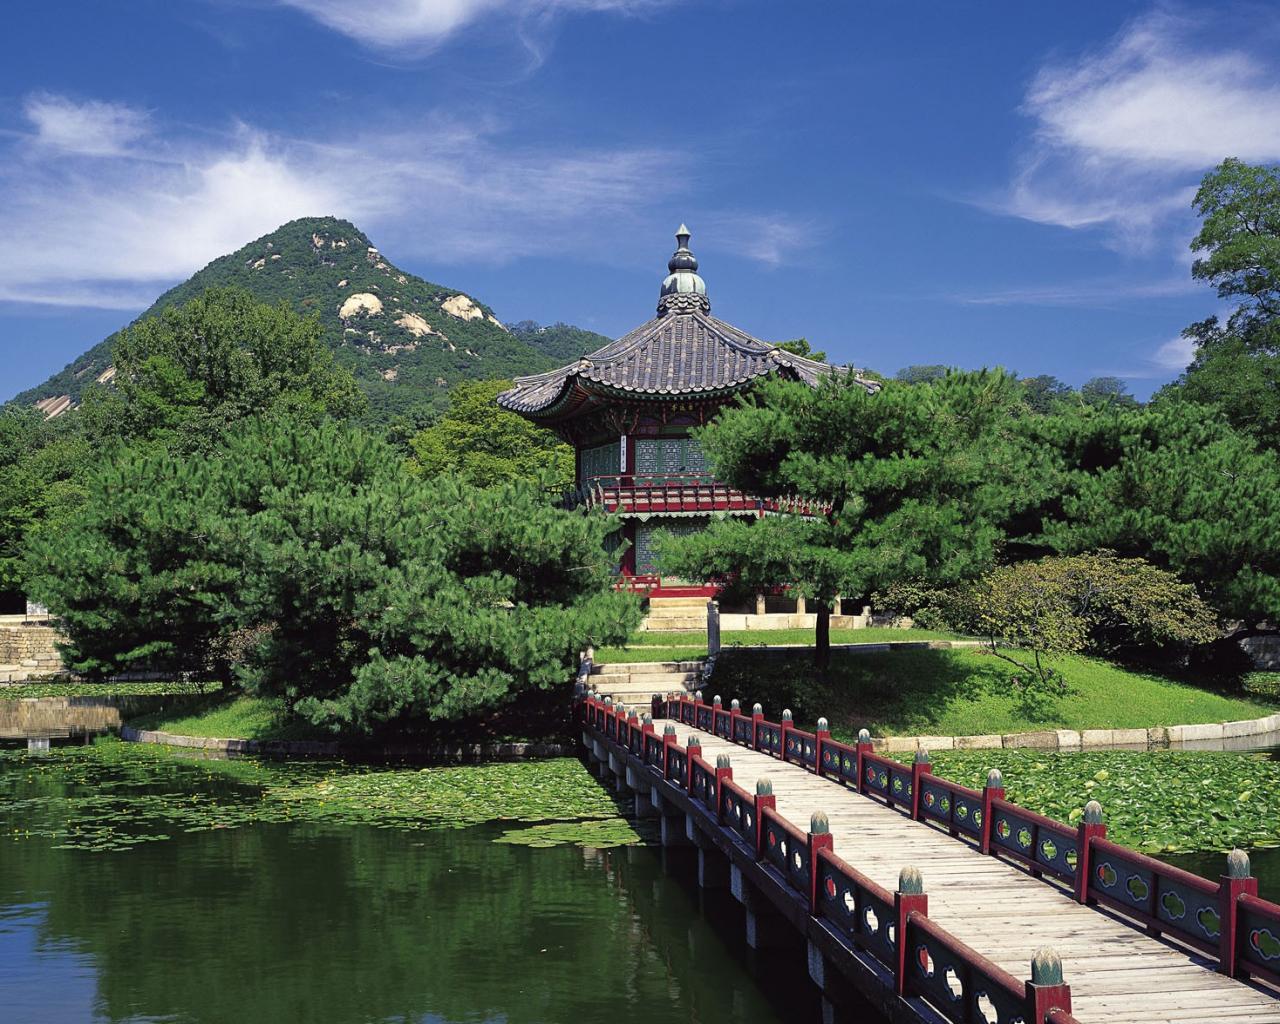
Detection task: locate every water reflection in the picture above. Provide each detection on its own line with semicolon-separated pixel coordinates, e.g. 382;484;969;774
0;751;837;1024
0;695;170;744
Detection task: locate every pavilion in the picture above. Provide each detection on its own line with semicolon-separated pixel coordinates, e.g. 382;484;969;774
498;227;878;597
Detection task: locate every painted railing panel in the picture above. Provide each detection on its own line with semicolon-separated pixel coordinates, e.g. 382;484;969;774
644;732;665;772
695;704;713;732
720;778;755;848
762;807;810;897
784;727;818;768
756;720;783;757
691;756;716;814
666;746;688;787
862;752;914;810
713;708;732;739
1237;895;1280;983
732;714;753;745
1087;838;1222;954
988;800;1080;883
919;776;984;839
906;914;1028;1024
815;849;898;970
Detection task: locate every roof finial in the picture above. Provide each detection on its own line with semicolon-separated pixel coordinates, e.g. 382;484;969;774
658;223;709;316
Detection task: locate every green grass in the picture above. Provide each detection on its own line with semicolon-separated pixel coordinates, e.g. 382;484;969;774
597;626;969;663
0;681;221;700
621;626;967;647
707;646;1274;738
127;695;327;742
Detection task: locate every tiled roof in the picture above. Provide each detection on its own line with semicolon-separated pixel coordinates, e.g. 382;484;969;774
498;311;876;415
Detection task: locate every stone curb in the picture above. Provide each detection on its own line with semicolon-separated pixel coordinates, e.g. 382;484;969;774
869;711;1280;753
119;725;569;762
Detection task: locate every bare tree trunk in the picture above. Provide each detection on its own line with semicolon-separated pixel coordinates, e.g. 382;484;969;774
815;603;831;673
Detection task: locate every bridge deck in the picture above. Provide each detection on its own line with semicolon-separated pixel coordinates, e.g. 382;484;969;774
664;719;1280;1023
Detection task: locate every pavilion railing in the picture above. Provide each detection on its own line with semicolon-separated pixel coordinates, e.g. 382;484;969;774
566;474;831;518
582;695;1085;1024
616;692;1280;987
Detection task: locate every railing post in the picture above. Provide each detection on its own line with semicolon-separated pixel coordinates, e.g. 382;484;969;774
662;723;678;780
712;694;722;735
911;749;931;820
651;692;663;720
752;703;763;750
1075;799;1106;904
855;728;872;794
685;740;701;792
1220;848;1259;977
894;867;927;996
754;778;775;860
1025;948;1072;1022
693;689;704;728
626;710;639;752
714;754;733;823
815;716;832;777
981;769;1004;855
808;811;833;914
729;698;741;743
780;708;793;763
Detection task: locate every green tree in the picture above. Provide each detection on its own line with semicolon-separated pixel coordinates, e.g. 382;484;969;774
894;364;951;384
1018;374;1074;414
1043;402;1280;627
26;418;639;731
661;370;1051;668
958;552;1218;697
774;338;827;362
79;287;365;453
408;379;574;489
1161;159;1280;448
23;447;241;678
1080;376;1137;408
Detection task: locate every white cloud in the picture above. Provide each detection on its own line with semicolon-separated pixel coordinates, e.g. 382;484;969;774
0;93;801;310
23;93;151;157
276;0;672;52
995;9;1280;249
954;274;1199;308
1151;334;1197;371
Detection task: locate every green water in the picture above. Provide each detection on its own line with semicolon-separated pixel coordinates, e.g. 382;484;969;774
0;744;825;1024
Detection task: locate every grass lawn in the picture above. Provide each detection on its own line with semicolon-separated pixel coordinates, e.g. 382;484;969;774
597;626;970;663
126;694;325;741
705;646;1274;738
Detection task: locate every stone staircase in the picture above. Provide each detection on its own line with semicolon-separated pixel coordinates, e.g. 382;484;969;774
639;596;709;632
587;659;703;703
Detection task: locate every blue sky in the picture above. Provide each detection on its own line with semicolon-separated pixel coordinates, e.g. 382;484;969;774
5;1;1280;402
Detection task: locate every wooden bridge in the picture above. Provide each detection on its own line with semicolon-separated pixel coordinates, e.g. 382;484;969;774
580;691;1280;1024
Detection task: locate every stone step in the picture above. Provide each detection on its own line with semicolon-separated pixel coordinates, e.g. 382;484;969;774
589;680;699;700
591;660;702;674
20;659;39;668
648;597;709;608
590;672;700;689
640;618;707;631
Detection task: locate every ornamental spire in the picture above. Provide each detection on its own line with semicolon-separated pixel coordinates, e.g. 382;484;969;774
658;223;710;316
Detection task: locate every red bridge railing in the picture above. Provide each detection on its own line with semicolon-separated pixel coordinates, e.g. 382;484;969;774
632;692;1280;989
583;695;1086;1024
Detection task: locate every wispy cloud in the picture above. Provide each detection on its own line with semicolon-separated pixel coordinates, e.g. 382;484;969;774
992;8;1280;251
275;0;675;54
0;93;800;309
954;274;1200;308
24;93;151;157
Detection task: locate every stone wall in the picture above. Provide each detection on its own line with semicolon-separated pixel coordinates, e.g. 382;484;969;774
0;625;66;679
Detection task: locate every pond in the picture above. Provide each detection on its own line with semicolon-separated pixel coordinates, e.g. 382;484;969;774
0;743;827;1024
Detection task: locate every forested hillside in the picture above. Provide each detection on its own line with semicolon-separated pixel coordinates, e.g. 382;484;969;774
13;218;601;425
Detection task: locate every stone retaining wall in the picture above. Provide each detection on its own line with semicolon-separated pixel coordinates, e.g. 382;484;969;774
870;711;1280;753
120;725;568;762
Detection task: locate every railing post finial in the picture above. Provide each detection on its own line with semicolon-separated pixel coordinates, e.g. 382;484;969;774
756;776;773;796
1228;848;1251;879
898;865;924;895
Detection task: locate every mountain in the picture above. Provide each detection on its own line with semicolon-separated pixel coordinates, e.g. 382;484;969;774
13;217;609;425
508;320;613;363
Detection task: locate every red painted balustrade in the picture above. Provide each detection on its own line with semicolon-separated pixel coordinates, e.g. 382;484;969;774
618;692;1280;986
581;694;1087;1024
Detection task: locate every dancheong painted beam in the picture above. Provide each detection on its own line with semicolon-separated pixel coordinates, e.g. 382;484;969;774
582;691;1280;1024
